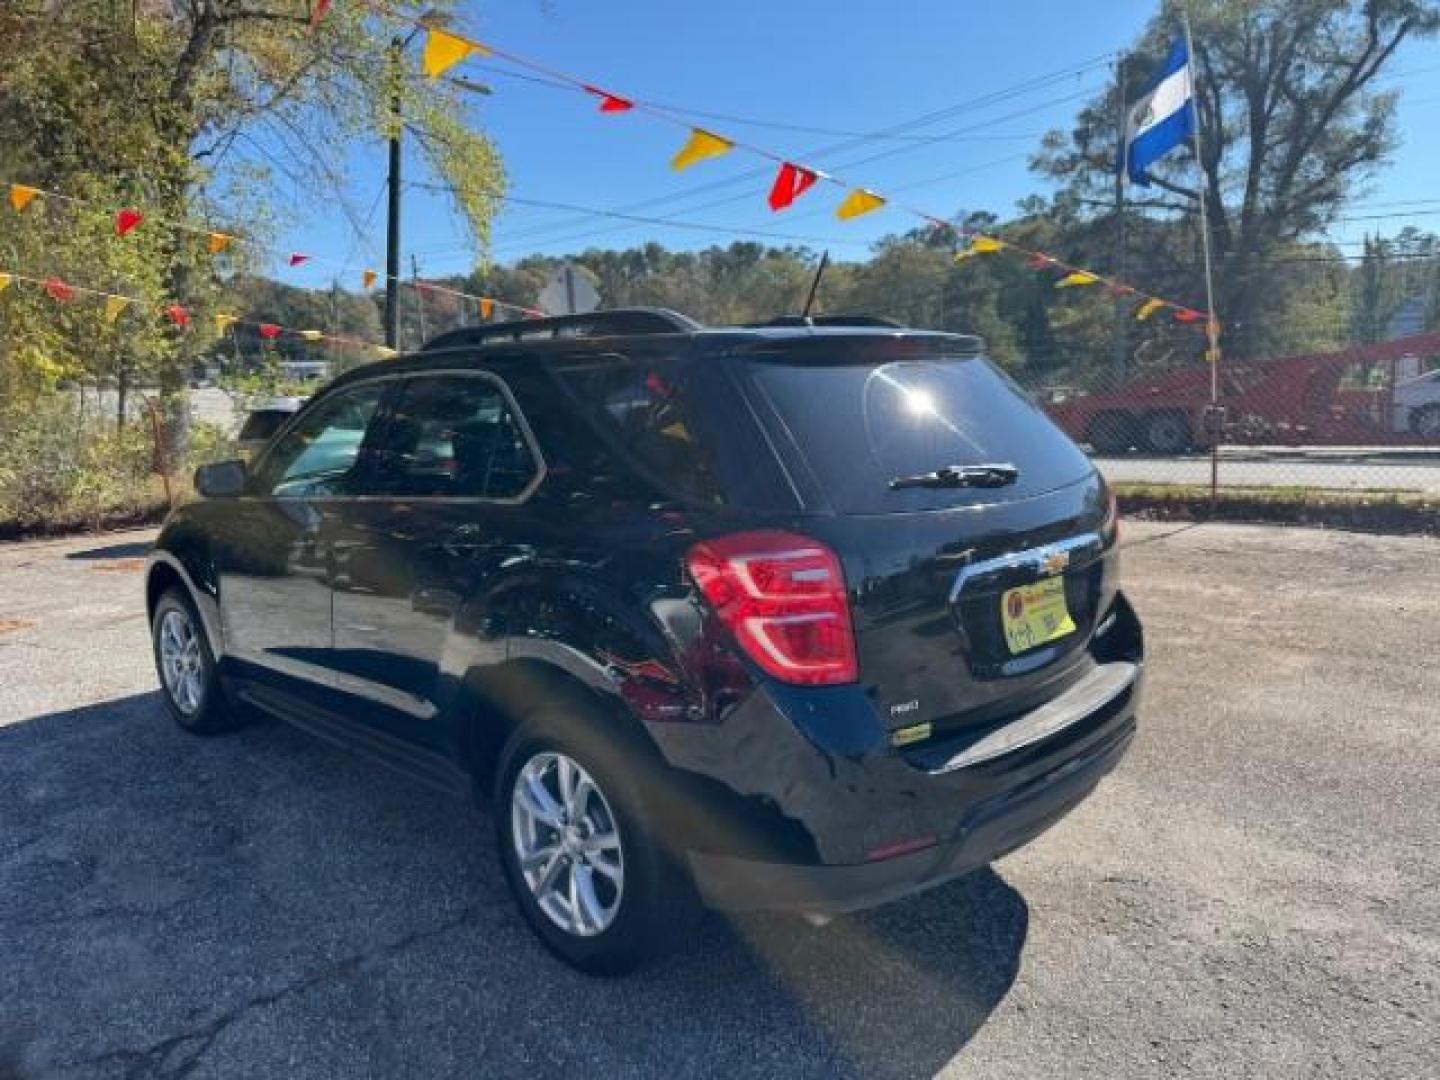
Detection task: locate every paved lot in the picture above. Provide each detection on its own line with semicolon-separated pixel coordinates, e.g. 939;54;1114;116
1;522;1436;1078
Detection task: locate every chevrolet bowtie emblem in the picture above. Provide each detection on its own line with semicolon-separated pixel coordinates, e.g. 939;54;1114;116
1040;550;1071;576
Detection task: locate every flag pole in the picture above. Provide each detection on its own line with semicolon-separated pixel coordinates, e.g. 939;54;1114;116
1181;7;1222;514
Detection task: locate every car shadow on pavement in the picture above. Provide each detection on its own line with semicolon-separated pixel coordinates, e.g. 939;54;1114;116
0;692;1026;1080
62;540;154;561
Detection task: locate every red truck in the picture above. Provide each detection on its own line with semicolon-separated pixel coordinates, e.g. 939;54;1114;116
1044;332;1440;454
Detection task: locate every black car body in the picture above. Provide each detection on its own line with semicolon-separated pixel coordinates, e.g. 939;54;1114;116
147;309;1142;972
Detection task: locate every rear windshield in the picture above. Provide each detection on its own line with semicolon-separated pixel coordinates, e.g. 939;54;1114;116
744;355;1093;513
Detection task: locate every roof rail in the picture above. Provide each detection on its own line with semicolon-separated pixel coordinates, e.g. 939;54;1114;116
420;307;701;352
750;314;905;328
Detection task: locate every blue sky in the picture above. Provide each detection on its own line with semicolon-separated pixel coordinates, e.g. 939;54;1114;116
272;0;1440;289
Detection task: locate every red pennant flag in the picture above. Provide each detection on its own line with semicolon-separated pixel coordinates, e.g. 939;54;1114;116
259;323;282;339
1174;308;1204;324
1107;283;1135;298
1027;253;1056;271
288;252;310;267
44;277;74;302
585;85;634;112
308;0;331;32
165;303;190;328
115;208;143;237
767;162;819;212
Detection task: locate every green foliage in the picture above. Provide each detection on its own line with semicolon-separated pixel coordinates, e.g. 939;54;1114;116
1034;0;1440;360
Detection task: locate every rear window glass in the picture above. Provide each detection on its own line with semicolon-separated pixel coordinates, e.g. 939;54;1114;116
549;351;728;506
745;356;1093;513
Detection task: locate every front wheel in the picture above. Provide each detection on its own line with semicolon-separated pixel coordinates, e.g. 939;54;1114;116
495;721;698;975
151;588;244;735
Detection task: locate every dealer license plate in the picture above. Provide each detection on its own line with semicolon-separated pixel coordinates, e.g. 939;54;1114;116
1000;576;1076;654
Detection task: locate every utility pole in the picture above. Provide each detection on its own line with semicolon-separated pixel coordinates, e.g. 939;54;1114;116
1112;59;1129;381
412;254;427;345
384;35;403;351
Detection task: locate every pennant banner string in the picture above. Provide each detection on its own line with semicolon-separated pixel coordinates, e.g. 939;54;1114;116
0;268;396;356
353;0;1207;322
2;179;543;318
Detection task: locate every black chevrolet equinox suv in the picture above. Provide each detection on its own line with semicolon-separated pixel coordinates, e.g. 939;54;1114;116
147;308;1143;974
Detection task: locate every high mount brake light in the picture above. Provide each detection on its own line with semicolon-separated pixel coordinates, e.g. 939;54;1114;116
685;530;858;686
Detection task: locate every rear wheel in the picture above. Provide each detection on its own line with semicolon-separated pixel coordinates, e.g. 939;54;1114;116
1140;411;1194;455
494;717;698;975
1085;412;1137;455
150;588;243;735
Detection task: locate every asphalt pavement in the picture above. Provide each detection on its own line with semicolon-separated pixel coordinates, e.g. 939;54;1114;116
1;522;1436;1078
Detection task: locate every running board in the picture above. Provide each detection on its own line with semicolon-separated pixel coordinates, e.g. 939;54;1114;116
238;684;471;799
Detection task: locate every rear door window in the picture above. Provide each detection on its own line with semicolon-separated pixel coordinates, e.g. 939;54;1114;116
743;354;1094;513
368;374;542;500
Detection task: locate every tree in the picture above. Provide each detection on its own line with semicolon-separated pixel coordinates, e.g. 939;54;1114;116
0;1;503;423
1036;0;1439;360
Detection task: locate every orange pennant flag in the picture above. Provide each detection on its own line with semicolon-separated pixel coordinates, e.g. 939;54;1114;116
423;27;488;78
1173;307;1204;324
362;269;378;289
671;129;733;171
836;188;886;221
208;232;234;255
10;185;40;212
480;297;494;320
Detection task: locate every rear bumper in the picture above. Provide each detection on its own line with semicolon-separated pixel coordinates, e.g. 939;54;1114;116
688;701;1134;913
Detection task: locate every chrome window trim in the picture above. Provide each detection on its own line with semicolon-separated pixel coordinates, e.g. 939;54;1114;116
249;368;547;506
947;530;1103;604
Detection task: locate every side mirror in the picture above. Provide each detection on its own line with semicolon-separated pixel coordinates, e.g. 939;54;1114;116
195;459;247;499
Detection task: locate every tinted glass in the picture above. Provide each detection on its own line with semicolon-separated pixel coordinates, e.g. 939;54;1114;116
370;375;539;499
744;356;1094;513
257;383;385;498
549;351;727;506
238;409;293;443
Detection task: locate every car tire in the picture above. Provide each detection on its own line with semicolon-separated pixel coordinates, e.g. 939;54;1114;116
1140;411;1194;455
1085;412;1136;455
151;588;244;735
494;715;699;975
1410;404;1440;439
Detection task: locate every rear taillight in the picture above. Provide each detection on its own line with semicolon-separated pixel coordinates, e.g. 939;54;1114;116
685;530;858;686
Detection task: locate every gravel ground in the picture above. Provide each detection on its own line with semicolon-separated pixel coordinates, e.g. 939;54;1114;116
0;521;1436;1079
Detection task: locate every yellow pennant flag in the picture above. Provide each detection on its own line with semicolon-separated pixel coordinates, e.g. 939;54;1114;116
103;296;130;323
208;232;234;255
955;236;1006;261
423;27;488;78
374;345;398;359
214;313;238;334
10;185;40;212
480;297;494;320
362;269;378;290
0;272;11;292
1055;270;1100;288
671;129;733;172
836;188;886;221
1134;298;1165;321
300;330;323;341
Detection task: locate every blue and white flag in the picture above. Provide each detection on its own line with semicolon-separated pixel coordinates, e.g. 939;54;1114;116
1121;37;1195;187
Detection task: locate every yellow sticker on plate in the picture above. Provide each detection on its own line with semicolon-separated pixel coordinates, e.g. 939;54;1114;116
1000;576;1076;654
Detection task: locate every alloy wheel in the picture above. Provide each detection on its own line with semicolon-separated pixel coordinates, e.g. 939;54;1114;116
158;608;205;715
511;750;625;937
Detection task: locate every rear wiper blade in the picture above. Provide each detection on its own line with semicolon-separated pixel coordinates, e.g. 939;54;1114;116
887;463;1020;491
